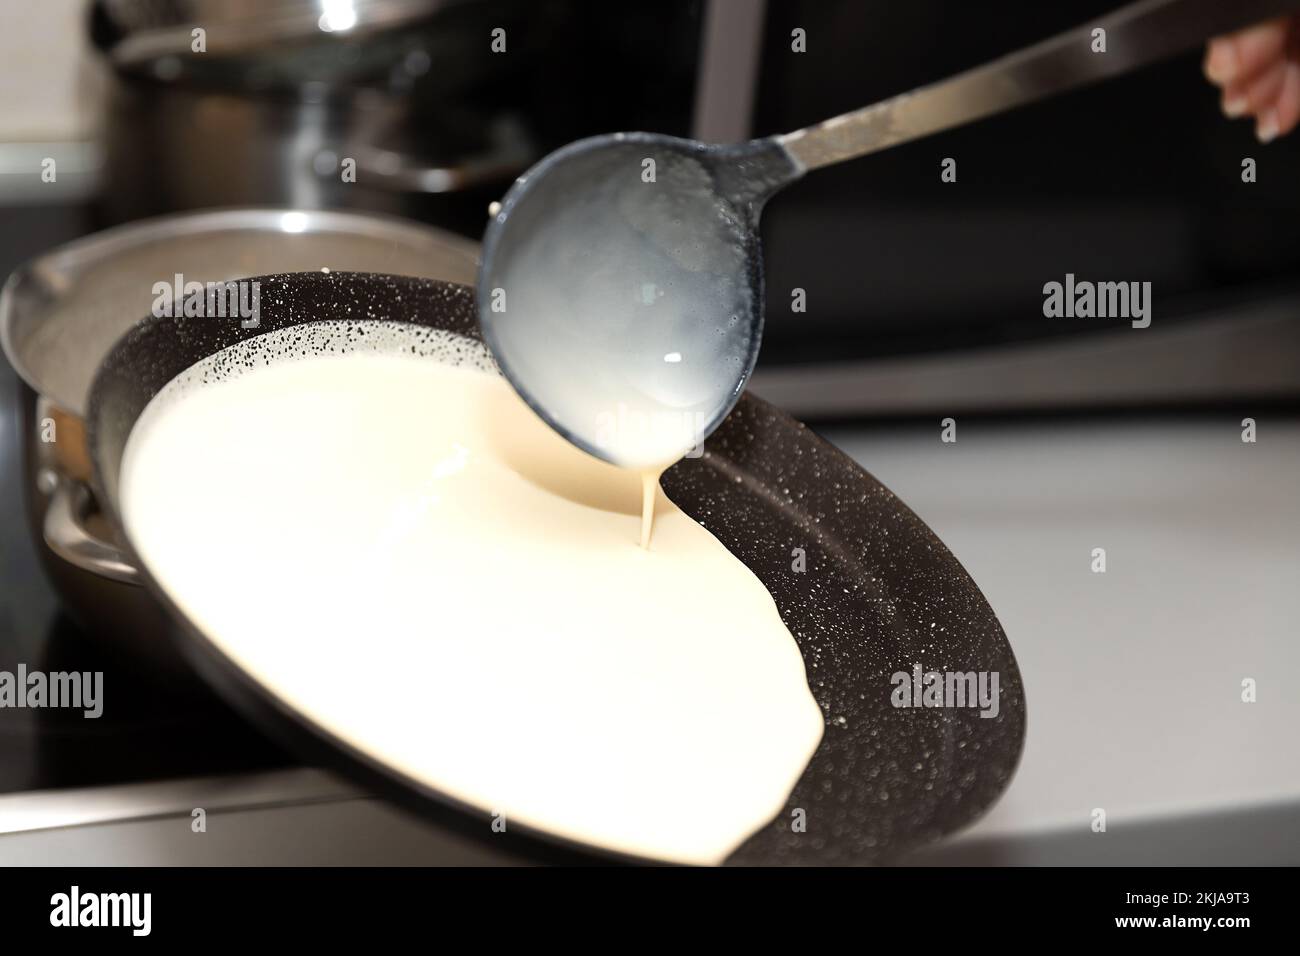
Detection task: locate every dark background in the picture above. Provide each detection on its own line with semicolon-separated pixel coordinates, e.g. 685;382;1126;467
752;0;1300;362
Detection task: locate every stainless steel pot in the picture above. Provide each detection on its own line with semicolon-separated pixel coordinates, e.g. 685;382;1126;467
96;74;535;234
89;0;550;233
0;207;479;671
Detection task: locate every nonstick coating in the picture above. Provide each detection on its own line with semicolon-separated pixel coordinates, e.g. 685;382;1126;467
88;272;1025;865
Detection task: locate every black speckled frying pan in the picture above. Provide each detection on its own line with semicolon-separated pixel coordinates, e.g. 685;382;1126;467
87;272;1024;865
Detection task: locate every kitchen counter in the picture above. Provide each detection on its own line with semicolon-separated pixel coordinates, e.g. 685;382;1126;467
2;412;1297;865
826;414;1300;864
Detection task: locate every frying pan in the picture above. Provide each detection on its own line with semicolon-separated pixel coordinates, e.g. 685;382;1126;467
87;271;1025;864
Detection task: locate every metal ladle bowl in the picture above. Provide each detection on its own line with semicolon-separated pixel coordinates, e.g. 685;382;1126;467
477;133;796;469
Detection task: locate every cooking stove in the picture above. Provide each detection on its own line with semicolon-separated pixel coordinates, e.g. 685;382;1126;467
2;202;1298;866
0;268;291;807
0;205;316;854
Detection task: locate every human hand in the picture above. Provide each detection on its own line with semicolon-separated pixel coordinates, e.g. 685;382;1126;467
1204;16;1300;142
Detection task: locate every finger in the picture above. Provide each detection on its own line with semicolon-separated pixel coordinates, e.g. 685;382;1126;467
1258;61;1300;141
1204;18;1291;87
1221;58;1286;117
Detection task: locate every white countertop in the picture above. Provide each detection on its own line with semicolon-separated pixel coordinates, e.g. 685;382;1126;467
823;415;1300;863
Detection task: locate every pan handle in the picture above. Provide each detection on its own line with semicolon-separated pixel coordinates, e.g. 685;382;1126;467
42;473;140;585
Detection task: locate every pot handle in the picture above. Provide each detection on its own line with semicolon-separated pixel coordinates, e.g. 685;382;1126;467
42;474;140;585
341;116;534;194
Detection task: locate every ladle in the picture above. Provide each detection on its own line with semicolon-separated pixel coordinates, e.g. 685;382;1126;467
479;0;1299;468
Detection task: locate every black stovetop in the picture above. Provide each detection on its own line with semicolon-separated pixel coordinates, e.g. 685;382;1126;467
0;204;290;796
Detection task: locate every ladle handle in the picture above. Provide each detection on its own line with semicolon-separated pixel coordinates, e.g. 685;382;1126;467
778;0;1300;171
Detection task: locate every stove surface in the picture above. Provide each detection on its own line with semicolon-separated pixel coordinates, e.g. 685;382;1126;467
0;357;292;796
0;204;291;802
